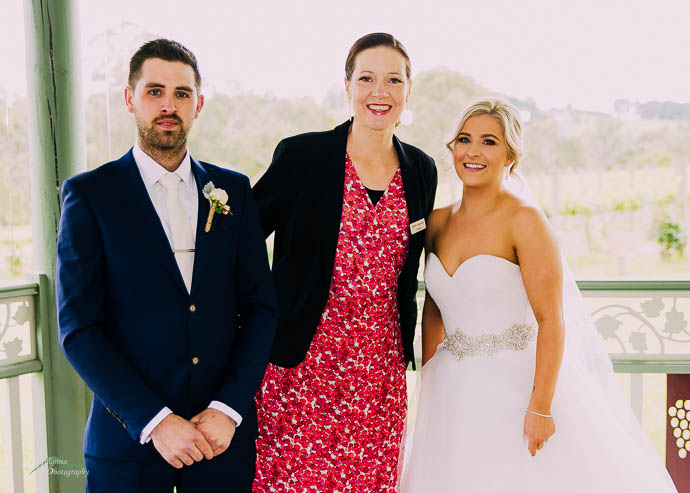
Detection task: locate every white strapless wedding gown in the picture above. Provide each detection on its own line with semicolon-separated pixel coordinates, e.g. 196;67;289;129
401;254;677;493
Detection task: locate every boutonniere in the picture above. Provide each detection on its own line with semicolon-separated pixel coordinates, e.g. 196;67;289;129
202;181;232;232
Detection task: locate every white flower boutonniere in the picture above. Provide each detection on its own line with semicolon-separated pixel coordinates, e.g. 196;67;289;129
202;181;232;232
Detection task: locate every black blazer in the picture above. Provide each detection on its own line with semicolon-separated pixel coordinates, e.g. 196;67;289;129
254;120;437;368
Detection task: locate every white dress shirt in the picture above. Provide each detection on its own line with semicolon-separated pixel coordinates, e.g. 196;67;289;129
132;144;243;444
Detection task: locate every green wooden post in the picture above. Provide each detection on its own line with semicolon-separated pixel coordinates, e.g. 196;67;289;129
23;0;89;491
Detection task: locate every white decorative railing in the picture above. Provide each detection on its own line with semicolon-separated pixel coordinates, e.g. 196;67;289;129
0;282;41;493
578;281;690;368
579;281;690;425
1;287;38;367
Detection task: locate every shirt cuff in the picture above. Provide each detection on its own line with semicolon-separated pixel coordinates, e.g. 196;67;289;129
208;401;242;427
139;407;173;444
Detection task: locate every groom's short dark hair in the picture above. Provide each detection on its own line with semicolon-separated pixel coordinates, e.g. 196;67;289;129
128;39;202;90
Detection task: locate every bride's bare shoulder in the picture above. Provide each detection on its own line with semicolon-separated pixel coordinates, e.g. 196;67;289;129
502;194;548;228
502;194;558;256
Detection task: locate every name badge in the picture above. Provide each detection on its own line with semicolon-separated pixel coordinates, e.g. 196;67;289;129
410;218;426;235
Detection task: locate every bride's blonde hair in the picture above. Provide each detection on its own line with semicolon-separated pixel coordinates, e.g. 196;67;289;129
446;97;525;173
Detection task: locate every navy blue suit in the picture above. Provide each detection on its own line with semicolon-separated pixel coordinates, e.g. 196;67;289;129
56;149;277;492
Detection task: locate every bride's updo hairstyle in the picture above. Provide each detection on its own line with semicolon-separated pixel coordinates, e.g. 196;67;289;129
447;97;525;173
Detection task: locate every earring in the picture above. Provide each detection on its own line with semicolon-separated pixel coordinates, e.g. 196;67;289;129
400;107;414;126
504;162;514;180
347;98;354;121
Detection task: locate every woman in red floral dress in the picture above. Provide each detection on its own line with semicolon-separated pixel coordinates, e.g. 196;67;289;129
252;33;437;491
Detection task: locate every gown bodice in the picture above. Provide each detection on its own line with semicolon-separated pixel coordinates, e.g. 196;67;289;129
425;253;537;338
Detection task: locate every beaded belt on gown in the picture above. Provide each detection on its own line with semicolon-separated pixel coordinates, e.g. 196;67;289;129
443;323;536;360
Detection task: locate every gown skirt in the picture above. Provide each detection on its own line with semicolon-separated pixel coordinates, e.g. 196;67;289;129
401;254;678;493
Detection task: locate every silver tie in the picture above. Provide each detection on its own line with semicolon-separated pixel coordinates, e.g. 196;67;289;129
159;173;195;292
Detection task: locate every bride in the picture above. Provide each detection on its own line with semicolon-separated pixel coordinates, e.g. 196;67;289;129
401;97;678;492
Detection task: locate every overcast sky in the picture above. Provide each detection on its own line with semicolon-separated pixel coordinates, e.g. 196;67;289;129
4;0;690;112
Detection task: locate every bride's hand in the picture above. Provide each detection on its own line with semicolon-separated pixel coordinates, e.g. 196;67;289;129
523;411;555;456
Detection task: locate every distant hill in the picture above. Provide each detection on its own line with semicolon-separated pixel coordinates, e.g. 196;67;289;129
614;99;690;120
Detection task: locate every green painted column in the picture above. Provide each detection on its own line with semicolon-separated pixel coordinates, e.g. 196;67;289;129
23;0;89;491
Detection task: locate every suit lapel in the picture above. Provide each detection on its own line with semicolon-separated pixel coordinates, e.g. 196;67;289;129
190;158;212;295
319;121;349;276
113;150;188;294
394;136;424;226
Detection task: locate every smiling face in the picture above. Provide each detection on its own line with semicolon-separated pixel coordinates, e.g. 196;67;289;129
125;58;204;156
453;114;513;187
345;46;410;132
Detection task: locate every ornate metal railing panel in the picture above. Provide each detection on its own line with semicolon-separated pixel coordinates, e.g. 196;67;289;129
578;280;690;373
0;285;38;367
0;284;41;379
0;283;41;493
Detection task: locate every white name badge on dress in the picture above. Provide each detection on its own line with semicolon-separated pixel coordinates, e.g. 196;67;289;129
410;218;426;235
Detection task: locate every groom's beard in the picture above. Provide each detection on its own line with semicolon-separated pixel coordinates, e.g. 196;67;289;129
136;114;189;155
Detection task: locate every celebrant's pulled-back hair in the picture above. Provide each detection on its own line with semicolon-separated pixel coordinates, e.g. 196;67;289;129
345;33;411;81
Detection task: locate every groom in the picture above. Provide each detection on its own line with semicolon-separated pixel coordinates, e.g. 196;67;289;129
56;39;277;492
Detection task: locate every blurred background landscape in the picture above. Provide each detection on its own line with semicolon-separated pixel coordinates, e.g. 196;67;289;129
2;25;689;283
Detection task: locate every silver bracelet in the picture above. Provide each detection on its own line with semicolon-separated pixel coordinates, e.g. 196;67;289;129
525;408;553;418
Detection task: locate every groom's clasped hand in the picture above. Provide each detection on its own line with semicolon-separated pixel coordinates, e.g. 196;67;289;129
150;410;236;469
150;414;213;469
189;408;236;457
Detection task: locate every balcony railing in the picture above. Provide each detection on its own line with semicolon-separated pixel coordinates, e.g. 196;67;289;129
0;281;43;493
1;279;689;491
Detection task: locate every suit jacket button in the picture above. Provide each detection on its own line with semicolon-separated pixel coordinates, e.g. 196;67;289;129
189;304;197;313
192;356;199;365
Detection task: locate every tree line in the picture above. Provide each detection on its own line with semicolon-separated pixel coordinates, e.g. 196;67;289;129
1;64;689;228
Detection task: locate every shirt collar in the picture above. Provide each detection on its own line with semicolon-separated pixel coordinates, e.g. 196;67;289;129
132;142;194;191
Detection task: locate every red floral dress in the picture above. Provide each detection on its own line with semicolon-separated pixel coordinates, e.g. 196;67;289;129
254;154;410;492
